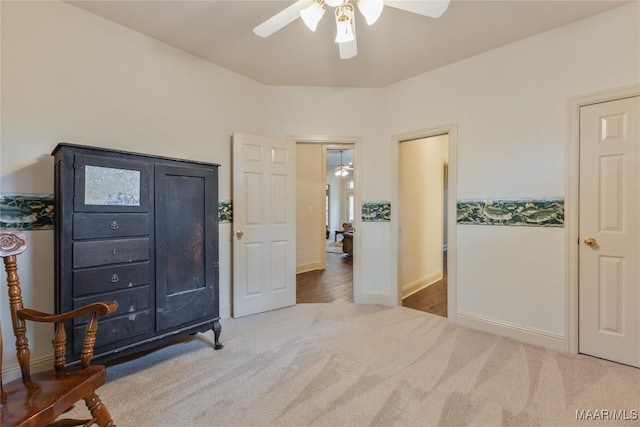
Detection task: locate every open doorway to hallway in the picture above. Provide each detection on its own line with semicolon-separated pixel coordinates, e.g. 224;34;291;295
398;134;449;317
296;144;355;303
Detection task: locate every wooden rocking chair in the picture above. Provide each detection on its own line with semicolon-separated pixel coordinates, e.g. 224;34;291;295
1;230;117;426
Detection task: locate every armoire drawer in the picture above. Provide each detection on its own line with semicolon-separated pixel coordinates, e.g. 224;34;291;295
72;286;150;326
73;238;149;268
73;213;149;240
72;262;150;297
73;310;151;354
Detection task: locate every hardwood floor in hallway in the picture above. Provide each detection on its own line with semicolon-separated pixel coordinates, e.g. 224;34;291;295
296;252;353;303
402;273;447;317
402;252;448;317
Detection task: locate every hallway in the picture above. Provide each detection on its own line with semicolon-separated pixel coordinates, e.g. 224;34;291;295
402;252;448;317
296;252;353;303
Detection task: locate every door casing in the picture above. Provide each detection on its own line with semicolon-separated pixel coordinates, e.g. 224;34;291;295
291;135;363;304
390;124;458;320
566;84;640;354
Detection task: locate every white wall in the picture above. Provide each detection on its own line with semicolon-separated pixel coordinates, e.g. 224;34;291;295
399;135;448;297
0;0;269;370
384;2;640;340
296;144;325;273
1;0;639;375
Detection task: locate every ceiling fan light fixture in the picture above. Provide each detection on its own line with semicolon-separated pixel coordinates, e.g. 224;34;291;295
335;167;349;177
335;4;355;43
357;0;383;25
325;0;343;7
334;151;351;177
300;0;325;32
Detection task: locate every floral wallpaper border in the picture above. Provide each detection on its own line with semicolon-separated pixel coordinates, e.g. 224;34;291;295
457;197;564;227
362;201;391;222
0;193;55;230
1;193;234;230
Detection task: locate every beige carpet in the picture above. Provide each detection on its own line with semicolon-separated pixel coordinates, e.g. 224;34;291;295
64;303;639;426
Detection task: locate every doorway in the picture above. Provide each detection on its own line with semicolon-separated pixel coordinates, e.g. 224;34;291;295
390;124;458;320
397;135;449;317
294;139;359;303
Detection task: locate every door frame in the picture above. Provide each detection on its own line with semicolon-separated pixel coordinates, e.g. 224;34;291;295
390;123;458;321
290;135;363;304
566;84;640;354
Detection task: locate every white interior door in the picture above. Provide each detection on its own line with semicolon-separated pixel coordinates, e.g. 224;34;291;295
579;96;640;367
232;132;296;317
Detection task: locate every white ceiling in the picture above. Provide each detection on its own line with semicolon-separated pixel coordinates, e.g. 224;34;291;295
68;0;630;88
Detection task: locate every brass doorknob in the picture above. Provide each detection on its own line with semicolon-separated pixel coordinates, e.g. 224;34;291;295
236;230;244;239
584;237;597;246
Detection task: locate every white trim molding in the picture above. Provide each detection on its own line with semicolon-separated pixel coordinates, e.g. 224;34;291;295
359;292;393;306
289;135;363;304
2;354;54;383
401;271;443;299
565;84;640;354
457;311;566;352
296;262;324;274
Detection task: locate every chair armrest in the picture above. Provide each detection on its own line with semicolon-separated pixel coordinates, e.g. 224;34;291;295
17;302;117;370
17;301;118;323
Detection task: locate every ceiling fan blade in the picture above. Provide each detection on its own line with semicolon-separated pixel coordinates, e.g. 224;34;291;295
339;23;357;59
385;0;450;19
253;0;313;38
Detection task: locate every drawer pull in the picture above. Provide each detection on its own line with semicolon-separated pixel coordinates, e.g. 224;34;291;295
110;221;119;230
112;249;118;256
110;274;119;283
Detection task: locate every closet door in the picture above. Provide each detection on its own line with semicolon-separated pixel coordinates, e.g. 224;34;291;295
155;164;219;331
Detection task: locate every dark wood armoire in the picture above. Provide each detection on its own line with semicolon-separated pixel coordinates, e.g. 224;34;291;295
52;143;222;364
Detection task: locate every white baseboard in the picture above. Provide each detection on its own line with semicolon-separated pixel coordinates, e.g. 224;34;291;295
358;292;392;306
401;271;443;299
296;262;323;274
220;305;231;319
456;311;565;351
2;353;54;383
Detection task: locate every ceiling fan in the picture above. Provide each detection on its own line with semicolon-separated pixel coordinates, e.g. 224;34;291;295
253;0;450;60
334;150;354;177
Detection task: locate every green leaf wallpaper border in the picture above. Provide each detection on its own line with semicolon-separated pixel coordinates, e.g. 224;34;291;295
457;197;564;227
0;193;55;230
2;194;563;229
362;201;391;222
1;193;234;230
218;200;232;223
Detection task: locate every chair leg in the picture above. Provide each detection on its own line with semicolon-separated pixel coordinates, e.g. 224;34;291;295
83;393;115;427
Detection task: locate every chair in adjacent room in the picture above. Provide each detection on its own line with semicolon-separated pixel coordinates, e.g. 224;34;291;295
1;230;118;427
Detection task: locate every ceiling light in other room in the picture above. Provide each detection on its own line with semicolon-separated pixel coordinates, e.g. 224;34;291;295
334;151;353;177
357;0;383;25
300;0;326;31
335;3;355;43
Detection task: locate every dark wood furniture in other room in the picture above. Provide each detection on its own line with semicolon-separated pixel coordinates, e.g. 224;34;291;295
1;230;117;426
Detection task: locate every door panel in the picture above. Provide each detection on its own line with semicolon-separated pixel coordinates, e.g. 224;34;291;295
579;96;639;367
233;133;296;317
155;164;218;331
